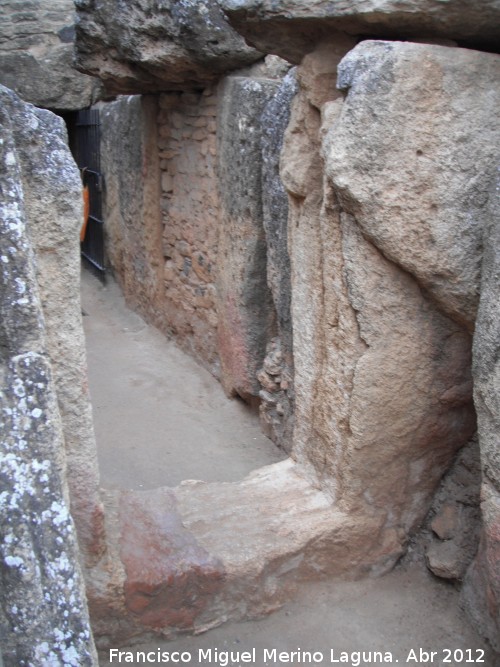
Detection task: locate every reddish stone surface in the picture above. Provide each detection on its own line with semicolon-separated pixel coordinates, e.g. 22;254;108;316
119;488;226;630
217;295;255;400
464;488;500;652
481;507;500;642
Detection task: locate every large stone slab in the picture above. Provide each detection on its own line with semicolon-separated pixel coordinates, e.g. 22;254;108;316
220;0;500;63
0;85;97;665
464;172;500;650
74;0;262;95
257;70;298;450
10;87;106;567
216;76;278;400
99;95;165;336
328;41;500;330
86;460;400;647
281;40;487;545
0;0;101;110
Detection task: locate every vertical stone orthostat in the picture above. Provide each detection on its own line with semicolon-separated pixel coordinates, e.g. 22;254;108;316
0;85;98;665
217;76;278;401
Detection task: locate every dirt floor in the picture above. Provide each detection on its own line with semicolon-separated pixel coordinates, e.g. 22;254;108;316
81;268;499;667
81;269;285;489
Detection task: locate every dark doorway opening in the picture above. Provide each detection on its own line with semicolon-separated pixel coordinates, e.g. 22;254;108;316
65;108;106;278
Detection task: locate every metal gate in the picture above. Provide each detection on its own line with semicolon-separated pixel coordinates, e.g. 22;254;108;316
72;109;105;276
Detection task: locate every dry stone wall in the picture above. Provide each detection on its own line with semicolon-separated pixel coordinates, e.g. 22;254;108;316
159;89;221;374
101;65;298;404
0;85;98;666
99;90;221;374
0;0;101;110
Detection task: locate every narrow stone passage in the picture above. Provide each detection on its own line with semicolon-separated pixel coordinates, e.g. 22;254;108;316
80;267;285;490
80;266;496;666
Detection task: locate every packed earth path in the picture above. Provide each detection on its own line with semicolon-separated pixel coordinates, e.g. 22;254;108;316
80;268;498;667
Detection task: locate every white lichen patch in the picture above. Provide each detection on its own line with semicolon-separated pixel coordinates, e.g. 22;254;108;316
4;555;24;568
0;89;96;666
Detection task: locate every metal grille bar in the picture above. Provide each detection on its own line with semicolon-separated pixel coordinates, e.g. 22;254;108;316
73;109;105;277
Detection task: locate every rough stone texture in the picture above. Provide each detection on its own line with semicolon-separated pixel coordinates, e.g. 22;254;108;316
328;41;500;331
464;487;500;654
100;61;291;382
217;76;278;400
257;338;294;453
220;0;500;63
0;0;101;110
0;85;97;665
120;489;226;630
464;167;500;651
258;69;297;451
100;95;166;339
11;90;106;567
86;460;403;647
159;88;221;375
100;90;221;376
404;437;481;581
283;40;482;550
74;0;262;95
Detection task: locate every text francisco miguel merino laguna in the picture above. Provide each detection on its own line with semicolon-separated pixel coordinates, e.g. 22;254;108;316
109;646;482;665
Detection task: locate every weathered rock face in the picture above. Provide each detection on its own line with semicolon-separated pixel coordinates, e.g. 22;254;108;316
258;70;297;451
0;85;97;665
464;173;500;650
329;40;499;331
99;95;165;337
282;40;500;548
74;0;262;95
11;91;105;567
86;460;400;647
0;0;101;110
217;76;278;400
404;436;482;581
99;62;294;386
220;0;500;63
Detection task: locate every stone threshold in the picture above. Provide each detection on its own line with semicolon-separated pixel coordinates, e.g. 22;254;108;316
87;459;403;648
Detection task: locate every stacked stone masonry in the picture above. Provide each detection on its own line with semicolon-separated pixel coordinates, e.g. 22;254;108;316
158;88;220;374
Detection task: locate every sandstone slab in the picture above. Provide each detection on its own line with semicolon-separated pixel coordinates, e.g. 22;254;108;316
220;0;500;63
11;85;105;566
74;0;262;95
464;165;500;650
327;40;500;330
258;69;298;450
87;460;404;646
472;167;500;495
99;95;166;336
0;85;97;665
217;76;278;400
120;489;225;630
282;40;478;546
0;0;101;110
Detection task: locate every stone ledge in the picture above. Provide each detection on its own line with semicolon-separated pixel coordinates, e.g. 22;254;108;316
88;459;403;647
220;0;500;63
